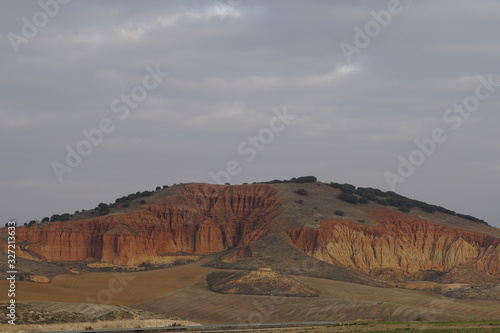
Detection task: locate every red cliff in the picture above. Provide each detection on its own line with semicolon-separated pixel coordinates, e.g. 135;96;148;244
15;184;282;266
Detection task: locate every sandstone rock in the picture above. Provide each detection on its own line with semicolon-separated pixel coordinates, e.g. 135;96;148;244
14;184;282;266
288;208;500;282
26;275;50;283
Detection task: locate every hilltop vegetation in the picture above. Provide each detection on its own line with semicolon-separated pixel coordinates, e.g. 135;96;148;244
17;176;488;227
329;181;488;225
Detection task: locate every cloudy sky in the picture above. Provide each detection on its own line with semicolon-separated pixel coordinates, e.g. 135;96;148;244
1;0;499;228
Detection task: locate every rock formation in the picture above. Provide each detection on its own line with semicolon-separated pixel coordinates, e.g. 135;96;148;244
288;208;500;282
14;184;282;266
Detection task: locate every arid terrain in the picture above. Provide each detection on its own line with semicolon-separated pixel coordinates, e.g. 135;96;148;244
1;178;499;331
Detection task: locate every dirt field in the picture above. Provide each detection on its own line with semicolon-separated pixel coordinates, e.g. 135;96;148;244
1;258;499;329
0;258;214;306
134;274;500;324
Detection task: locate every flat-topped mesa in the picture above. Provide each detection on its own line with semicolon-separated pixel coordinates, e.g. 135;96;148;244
288;208;500;281
15;184;282;266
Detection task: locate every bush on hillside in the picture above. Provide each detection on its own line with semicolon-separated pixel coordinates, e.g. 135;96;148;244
358;197;369;204
338;193;358;204
264;176;317;184
97;203;110;216
339;184;356;194
292;176;317;183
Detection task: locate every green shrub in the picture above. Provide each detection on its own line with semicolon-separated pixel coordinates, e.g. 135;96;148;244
292;176;317;183
386;191;399;197
354;188;378;201
338;193;358;204
339;184;356;194
334;210;344;216
415;201;436;213
387;197;415;209
97;203;110;216
398;207;410;213
456;213;487;224
97;209;109;216
435;206;455;215
264;176;317;184
295;189;308;196
127;193;138;200
358;197;369;204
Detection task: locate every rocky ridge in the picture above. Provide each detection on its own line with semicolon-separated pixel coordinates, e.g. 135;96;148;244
13;184;281;266
288;209;499;282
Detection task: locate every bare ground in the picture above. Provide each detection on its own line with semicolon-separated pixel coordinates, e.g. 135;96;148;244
132;266;500;324
0;258;498;331
0;258;214;306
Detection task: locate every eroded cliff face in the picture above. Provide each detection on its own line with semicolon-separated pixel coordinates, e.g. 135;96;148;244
288;209;500;281
15;184;282;266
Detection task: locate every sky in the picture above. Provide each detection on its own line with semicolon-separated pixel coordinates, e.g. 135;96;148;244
1;0;499;228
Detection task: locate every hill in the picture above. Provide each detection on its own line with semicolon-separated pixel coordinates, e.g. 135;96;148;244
0;177;499;326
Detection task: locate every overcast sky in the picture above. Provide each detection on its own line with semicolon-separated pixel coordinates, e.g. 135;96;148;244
1;0;499;228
